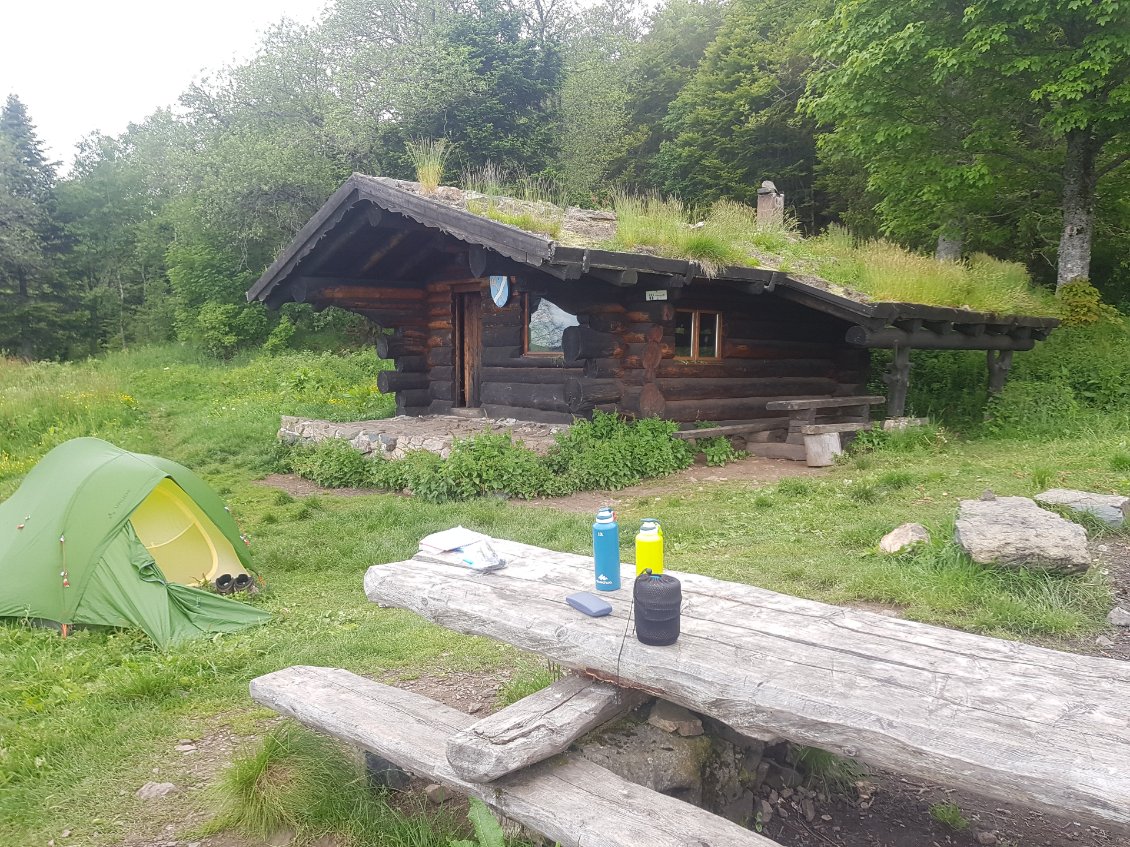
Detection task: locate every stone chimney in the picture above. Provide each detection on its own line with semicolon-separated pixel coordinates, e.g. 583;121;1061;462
756;180;784;228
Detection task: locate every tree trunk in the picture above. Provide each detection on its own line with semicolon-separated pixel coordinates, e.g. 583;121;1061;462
935;224;963;262
1056;129;1100;289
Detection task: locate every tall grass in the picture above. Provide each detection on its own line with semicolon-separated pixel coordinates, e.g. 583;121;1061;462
405;138;453;193
609;194;747;276
464;164;565;238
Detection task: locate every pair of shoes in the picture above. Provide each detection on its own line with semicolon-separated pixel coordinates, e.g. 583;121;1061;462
214;573;256;595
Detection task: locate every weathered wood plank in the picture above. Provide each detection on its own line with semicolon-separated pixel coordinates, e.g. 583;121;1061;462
446;675;644;782
251;666;772;847
799;422;870;435
366;539;1130;833
671;418;790;440
765;395;885;411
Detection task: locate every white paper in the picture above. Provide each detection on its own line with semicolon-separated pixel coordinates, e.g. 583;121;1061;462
418;525;490;554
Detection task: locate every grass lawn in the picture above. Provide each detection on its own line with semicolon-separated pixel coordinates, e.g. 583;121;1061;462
1;345;1127;846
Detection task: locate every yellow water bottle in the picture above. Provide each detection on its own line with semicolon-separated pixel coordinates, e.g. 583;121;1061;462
635;519;664;576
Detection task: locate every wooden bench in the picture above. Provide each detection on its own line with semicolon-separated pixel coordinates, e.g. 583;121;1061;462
765;396;885;466
251;666;775;847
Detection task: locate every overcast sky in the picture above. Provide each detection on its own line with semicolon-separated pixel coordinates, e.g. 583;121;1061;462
1;0;331;168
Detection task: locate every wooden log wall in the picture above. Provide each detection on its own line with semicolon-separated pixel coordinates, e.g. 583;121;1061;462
343;272;869;426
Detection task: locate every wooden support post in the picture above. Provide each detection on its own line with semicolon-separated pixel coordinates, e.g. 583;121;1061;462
987;349;1014;395
446;675;644;782
884;346;911;417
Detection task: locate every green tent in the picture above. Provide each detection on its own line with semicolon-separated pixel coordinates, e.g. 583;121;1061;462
0;438;269;648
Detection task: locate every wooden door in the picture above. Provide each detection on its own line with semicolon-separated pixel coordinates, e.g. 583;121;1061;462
454;291;481;407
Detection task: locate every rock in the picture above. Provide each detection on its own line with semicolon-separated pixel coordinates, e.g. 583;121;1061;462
424;783;449;804
1096;635;1115;646
764;763;803;790
1108;607;1130;627
755;798;774;825
721;789;755;824
135;781;177;800
174;743;196;753
803;797;816;822
579;722;711;803
975;831;999;846
363;751;411;790
980;489;996;501
648;699;705;737
879;522;930;554
954;496;1090;573
1036;489;1129;527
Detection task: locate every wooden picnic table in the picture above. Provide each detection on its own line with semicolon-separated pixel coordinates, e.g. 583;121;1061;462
252;534;1130;844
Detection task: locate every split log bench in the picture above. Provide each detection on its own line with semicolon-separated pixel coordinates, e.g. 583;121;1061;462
252;535;1130;844
764;395;886;466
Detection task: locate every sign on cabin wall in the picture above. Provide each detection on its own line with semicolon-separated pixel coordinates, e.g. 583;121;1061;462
645;290;668;301
490;276;510;308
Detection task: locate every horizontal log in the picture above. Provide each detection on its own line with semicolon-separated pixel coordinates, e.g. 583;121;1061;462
562;326;623;363
723;340;847;360
395;355;427;373
656;377;842;402
656;359;837;379
481;348;564;367
426;331;453;349
481;366;581;384
586;314;628;334
396;388;433;408
377;371;428;393
428;347;453;368
427;318;454;331
671;418;790;440
446;675;644;782
480;382;570;413
584;358;626;379
428;366;455;382
564;378;622;413
430;381;454;402
847;325;1037;351
662;396;821;422
482;325;523;347
250;667;774;847
765;395;885;411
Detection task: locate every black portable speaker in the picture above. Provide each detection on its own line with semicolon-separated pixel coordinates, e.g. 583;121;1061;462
633;570;682;646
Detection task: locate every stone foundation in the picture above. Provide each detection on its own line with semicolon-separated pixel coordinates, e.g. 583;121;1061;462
278;414;567;459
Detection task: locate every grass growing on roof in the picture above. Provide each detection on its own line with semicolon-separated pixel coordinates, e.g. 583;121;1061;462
405;138;453;193
463;164;565;238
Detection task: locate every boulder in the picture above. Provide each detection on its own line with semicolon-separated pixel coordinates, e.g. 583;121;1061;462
1035;488;1129;528
579;722;711;803
879;522;930;554
954;496;1090;573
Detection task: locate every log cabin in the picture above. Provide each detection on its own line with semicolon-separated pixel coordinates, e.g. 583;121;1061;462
248;175;1059;428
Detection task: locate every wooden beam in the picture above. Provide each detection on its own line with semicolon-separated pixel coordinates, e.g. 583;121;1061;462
847;325;1037;351
366;540;1130;834
588;268;638;287
446;675;644;783
765;395;884;411
671;418;790;440
987;349;1014;395
360;231;412;273
884;346;911;418
251;667;774;847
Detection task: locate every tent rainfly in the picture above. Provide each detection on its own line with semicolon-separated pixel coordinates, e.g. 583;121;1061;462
0;438;269;648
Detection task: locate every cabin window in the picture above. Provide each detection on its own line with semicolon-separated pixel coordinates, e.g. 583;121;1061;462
674;310;721;360
523;294;579;355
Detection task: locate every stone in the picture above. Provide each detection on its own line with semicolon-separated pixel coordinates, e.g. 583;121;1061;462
648;699;705;737
1097;635;1115;646
1035;489;1129;527
135;781;177;800
1108;607;1130;627
579;722;711;804
803;797;816;822
764;763;803;790
879;522;930;554
424;783;449;804
174;743;196;753
954;496;1090;573
754;798;774;825
975;831;999;846
363;751;411;790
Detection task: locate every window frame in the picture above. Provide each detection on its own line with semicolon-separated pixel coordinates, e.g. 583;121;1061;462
675;309;722;361
521;293;576;358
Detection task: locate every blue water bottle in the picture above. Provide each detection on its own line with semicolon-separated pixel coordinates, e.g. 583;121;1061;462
593;507;621;591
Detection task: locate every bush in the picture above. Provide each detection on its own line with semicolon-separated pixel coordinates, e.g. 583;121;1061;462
289;439;374;488
1056;279;1124;327
288;412;696;503
1010;322;1130;412
984;381;1081;437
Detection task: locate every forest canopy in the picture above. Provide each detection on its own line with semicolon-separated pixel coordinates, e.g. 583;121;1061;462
1;0;1128;359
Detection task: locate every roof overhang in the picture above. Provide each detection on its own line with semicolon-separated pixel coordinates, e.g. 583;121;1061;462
248;175;1059;352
